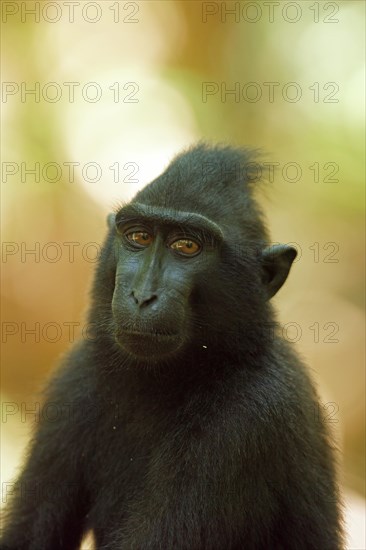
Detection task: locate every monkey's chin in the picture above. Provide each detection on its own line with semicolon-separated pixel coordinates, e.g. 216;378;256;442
115;330;184;360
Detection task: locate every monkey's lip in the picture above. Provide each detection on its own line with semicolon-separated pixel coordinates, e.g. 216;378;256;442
116;328;183;359
120;329;178;339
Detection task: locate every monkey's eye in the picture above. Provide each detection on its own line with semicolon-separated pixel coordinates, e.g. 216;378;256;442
170;239;200;256
125;231;153;248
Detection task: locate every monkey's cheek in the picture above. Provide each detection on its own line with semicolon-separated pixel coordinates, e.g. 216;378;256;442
115;331;185;359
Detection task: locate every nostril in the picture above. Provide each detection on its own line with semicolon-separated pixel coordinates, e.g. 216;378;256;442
131;290;158;307
142;294;157;307
131;291;139;305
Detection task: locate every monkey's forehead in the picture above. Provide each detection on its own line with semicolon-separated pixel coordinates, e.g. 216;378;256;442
115;202;224;242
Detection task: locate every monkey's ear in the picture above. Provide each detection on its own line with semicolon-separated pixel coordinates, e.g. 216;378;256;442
261;244;297;299
107;213;116;229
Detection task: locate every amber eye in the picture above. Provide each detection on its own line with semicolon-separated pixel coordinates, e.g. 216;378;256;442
170;239;200;256
126;231;153;247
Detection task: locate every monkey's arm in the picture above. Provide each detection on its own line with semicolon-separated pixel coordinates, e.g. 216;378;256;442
266;357;344;550
1;348;92;550
272;416;343;550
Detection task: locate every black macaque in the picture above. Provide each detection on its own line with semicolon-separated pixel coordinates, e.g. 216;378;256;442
1;144;343;550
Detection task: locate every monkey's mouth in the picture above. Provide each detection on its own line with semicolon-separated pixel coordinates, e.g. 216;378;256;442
115;328;183;359
122;329;178;338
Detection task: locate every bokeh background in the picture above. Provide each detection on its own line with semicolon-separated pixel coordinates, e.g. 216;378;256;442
1;1;365;548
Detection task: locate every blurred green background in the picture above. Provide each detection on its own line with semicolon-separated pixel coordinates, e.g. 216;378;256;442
1;1;365;547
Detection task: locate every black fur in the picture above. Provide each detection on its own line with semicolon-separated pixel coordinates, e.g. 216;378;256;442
1;144;343;549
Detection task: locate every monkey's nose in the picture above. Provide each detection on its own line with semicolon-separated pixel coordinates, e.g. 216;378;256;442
131;290;158;308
